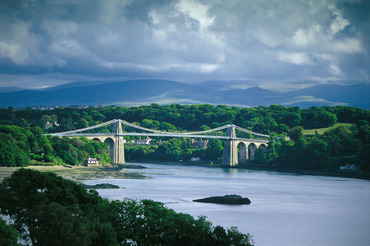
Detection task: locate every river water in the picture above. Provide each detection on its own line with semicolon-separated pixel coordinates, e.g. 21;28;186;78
83;163;370;246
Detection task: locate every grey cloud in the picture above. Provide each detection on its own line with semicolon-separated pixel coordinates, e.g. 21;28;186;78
0;0;369;88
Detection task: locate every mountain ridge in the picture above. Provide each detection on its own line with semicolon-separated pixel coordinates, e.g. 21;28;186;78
0;79;368;109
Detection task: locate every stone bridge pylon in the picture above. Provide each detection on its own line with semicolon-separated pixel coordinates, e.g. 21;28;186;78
82;120;125;164
221;125;267;167
110;120;125;164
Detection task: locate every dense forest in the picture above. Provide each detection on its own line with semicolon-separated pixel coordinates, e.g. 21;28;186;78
0;104;369;173
0;169;254;245
0;125;110;167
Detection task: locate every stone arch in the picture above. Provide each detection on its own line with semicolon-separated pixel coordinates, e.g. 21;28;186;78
104;138;115;163
237;142;247;165
248;143;257;160
92;138;101;143
258;143;267;151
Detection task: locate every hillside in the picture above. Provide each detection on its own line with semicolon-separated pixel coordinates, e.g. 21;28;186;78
0;79;368;109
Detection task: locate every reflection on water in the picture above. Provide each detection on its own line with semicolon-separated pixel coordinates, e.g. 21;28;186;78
84;163;370;246
221;167;241;174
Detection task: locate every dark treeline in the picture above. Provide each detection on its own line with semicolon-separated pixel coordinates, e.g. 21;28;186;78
3;104;369;134
266;122;370;173
0;169;254;245
0;104;369;173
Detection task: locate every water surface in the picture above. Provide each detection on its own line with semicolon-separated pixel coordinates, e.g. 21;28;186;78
84;163;370;246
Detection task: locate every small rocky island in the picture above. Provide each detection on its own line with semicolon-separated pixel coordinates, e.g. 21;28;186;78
193;194;251;205
82;183;120;189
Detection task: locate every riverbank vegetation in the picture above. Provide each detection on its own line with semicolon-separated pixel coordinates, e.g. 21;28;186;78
260;121;370;173
0;125;110;167
0;169;254;245
0;104;369;174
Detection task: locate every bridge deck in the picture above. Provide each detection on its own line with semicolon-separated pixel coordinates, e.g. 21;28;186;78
49;132;269;143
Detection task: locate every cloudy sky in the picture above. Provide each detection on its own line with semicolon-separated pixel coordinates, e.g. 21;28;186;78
0;0;369;89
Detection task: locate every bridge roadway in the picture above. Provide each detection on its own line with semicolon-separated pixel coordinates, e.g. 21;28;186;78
53;132;269;143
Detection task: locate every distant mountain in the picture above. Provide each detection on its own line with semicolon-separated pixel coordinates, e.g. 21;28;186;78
220;83;370;108
291;84;370;109
0;87;24;93
0;79;368;109
0;80;221;108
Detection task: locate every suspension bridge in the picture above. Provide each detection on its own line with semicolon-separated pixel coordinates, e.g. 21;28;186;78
48;119;270;166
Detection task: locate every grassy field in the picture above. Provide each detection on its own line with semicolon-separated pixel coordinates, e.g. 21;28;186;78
303;123;354;135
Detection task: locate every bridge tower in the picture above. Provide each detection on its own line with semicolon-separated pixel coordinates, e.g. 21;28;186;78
111;120;125;164
221;125;238;167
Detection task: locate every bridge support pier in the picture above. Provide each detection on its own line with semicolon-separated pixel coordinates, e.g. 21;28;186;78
112;136;125;164
221;140;238;167
111;120;125;164
221;125;268;167
221;125;238;167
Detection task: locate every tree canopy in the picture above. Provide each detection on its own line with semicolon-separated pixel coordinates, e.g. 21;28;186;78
0;169;254;245
0;104;369;172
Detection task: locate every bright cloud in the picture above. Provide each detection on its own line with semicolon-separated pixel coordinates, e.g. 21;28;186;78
278;52;312;66
177;0;215;29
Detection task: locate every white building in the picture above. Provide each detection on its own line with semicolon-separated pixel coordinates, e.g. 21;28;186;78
135;137;152;145
339;164;359;172
84;157;99;166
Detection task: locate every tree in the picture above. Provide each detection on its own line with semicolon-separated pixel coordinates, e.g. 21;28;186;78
205;139;223;163
30;202;91;246
38;115;52;128
303;137;329;170
1;169;254;246
160;122;177;132
0;133;29;167
0;218;18;246
0;169;113;245
287;126;304;142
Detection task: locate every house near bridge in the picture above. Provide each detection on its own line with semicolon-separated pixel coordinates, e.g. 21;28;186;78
84;157;99;166
135;137;152;145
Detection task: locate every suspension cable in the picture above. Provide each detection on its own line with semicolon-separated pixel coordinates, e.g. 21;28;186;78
234;125;270;138
51;119;270;139
51;119;118;135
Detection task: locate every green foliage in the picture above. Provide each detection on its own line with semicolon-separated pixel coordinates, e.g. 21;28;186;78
287;126;304;142
7;104;370;136
300;107;337;129
0;169;254;246
0;218;18;246
273;123;369;171
0;125;110;167
205;139;224;162
0;169;102;245
1;104;369;172
0;125;31;167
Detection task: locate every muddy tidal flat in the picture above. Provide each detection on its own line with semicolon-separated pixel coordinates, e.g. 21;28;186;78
0;164;145;182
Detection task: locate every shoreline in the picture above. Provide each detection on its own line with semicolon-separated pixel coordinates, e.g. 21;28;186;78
128;160;370;181
243;166;370;181
1;161;369;183
0;164;145;183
